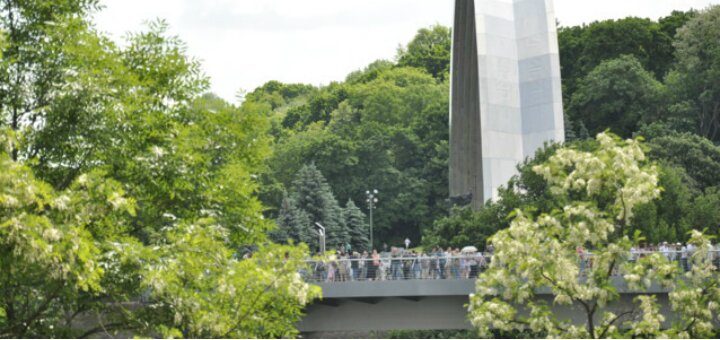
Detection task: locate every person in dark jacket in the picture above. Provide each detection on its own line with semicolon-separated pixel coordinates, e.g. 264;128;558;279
350;252;360;281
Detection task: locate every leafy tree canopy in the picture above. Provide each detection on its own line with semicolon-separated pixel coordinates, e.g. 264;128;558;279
0;1;319;337
396;25;452;80
568;55;664;138
665;5;720;141
469;133;719;338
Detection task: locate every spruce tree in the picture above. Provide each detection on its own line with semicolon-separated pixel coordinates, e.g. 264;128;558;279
578;121;591;140
334;202;351;251
274;192;313;247
564;115;577;141
344;199;370;252
289;163;348;250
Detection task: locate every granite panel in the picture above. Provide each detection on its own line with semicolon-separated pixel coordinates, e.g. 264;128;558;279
450;0;565;207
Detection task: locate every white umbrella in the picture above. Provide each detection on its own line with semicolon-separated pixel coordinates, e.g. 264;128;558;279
461;246;478;253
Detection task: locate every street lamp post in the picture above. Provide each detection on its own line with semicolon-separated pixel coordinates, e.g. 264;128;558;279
365;189;378;251
315;222;326;254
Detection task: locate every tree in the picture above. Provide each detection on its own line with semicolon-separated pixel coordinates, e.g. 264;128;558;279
345;59;394;84
559;17;674;95
687;187;720;237
139;223;321;338
659;10;697;39
397;25;452;80
567;55;663;137
468;132;717;338
558;12;695;106
643;128;720;191
0;131;135;338
273;192;313;246
630;164;693;244
666;5;720;142
0;0;100;161
289;163;348;249
344;199;369;252
261;63;449;247
423;142;570;250
422;205;506;250
0;3;320;337
564;115;578;141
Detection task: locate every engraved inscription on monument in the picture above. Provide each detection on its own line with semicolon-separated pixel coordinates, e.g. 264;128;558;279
449;0;565;209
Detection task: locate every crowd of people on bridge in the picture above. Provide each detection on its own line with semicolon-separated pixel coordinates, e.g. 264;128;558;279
305;246;493;282
305;241;720;283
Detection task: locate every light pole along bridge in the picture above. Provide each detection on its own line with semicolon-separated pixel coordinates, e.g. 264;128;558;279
296;254;697;334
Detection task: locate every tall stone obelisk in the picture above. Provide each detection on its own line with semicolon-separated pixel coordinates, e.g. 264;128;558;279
449;0;565;209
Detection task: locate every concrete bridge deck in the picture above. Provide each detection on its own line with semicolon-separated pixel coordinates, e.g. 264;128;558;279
298;278;676;333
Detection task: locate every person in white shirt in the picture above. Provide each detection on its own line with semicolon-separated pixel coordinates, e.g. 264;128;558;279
661;242;672;261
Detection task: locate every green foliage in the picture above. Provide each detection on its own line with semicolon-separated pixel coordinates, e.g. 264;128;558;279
423;141;579;249
344;199;369;252
426;127;719;255
643;129;720;191
350;67;442;125
140;223;321;338
258;45;449;247
274;169;371;253
423;205;506;250
630;164;692;244
568;55;664;137
345;59;394;84
244;80;315;110
396;25;451;79
558;15;680;100
288;163;348;250
687;187;720;236
273;192;313;246
0;130;133;338
659;10;698;38
469;133;719;338
666;5;720;141
2;2;720;336
0;2;318;338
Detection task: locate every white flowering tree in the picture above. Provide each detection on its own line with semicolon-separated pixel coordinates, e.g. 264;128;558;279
468;133;720;338
0;131;136;338
0;5;322;336
138;221;321;338
0;125;322;338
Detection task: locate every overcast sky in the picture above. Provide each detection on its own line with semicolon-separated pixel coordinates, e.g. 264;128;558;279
93;0;719;102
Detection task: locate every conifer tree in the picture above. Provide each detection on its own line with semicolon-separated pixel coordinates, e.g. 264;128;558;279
564;115;577;141
273;192;313;247
578;121;591;140
344;199;370;251
289;163;348;249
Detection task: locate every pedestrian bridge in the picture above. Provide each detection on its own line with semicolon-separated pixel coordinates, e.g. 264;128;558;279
296;253;694;334
298;279;478;333
297;278;676;334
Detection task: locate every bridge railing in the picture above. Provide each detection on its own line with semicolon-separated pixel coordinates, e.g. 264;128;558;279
303;254;492;282
301;250;720;283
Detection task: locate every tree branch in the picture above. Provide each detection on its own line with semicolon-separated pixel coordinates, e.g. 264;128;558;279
598;308;635;338
540;270;596;337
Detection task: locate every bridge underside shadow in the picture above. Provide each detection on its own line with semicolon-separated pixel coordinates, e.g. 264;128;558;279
297;280;677;333
299;295;473;332
298;280;476;332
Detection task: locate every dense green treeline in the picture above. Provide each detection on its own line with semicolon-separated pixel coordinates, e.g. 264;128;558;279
2;0;720;337
250;35;452;248
427;4;720;248
260;7;720;252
